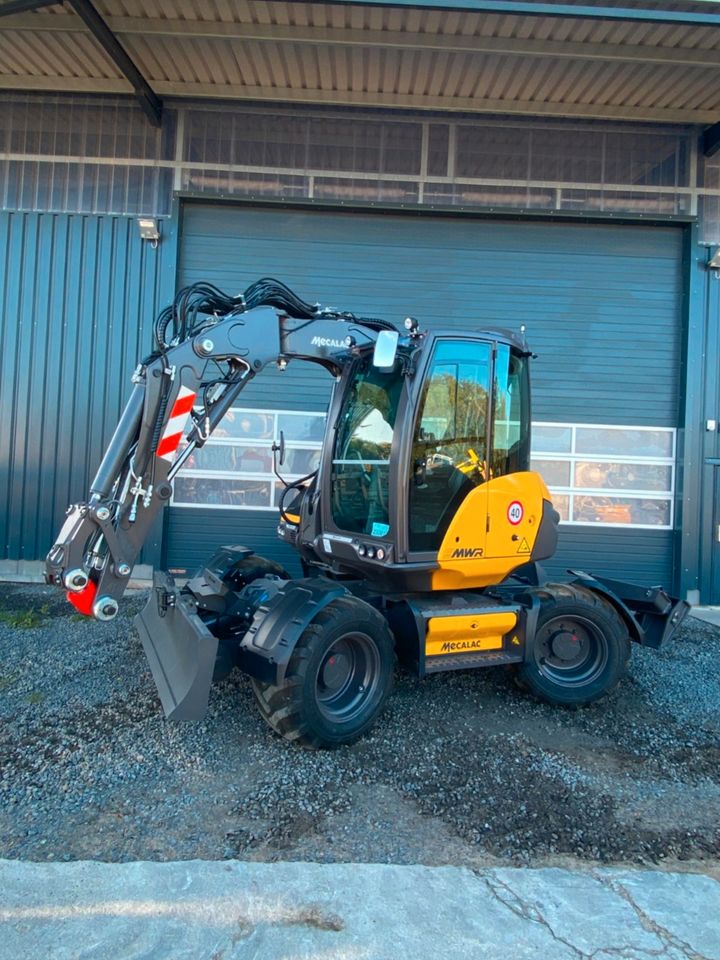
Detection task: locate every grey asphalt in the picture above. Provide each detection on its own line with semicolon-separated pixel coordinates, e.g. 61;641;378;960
1;859;718;960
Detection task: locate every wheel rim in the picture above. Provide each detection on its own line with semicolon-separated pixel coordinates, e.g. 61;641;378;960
534;614;608;687
315;631;381;724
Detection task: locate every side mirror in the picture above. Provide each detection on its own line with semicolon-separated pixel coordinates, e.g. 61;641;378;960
271;429;286;467
372;330;399;371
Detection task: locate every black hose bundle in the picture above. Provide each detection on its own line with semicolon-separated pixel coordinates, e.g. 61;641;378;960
153;282;244;350
242;278;318;317
152;277;397;350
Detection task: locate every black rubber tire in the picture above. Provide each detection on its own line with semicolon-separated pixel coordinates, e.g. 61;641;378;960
251;596;395;749
516;583;630;708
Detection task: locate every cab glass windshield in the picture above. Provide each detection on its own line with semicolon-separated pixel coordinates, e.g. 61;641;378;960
331;358;403;535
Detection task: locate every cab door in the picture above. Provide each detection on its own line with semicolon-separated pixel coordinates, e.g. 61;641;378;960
407;339;492;560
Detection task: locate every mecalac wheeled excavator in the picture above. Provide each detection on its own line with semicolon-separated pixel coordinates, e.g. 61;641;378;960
46;279;689;748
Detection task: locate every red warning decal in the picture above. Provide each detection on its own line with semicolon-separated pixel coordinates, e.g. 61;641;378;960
507;500;524;525
156;386;197;462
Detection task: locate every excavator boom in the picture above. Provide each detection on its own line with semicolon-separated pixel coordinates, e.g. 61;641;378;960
45;282;396;618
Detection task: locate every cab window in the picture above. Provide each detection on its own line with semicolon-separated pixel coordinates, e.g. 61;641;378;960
409;341;490;552
492;344;530;477
331;357;403;535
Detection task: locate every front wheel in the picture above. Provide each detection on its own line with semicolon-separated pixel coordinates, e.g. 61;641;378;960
251;596;395;748
517;584;630;707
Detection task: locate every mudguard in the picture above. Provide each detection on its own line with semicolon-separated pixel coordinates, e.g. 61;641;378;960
569;570;690;648
239;578;350;682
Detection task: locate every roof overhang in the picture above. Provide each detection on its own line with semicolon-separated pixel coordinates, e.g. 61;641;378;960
1;0;718;145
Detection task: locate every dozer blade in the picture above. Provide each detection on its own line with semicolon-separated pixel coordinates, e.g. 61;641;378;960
134;571;219;720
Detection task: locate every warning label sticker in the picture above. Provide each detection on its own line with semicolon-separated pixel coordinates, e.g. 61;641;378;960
517;538;531;554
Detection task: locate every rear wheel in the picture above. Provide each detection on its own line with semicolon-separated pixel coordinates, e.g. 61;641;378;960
517;584;630;707
251;596;395;748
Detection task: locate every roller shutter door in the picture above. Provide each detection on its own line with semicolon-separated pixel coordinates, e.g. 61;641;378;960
168;202;682;587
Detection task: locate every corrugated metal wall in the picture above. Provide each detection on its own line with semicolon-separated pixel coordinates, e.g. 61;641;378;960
165;510;675;585
0;211;176;561
177;204;683;425
700;266;720;601
169;202;683;586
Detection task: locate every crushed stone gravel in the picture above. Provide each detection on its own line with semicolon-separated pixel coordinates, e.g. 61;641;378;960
0;582;718;870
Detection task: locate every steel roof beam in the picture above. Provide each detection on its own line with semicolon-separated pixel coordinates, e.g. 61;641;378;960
308;1;720;27
0;0;57;14
65;0;162;127
1;73;716;126
2;0;718;27
3;12;719;69
702;122;720;157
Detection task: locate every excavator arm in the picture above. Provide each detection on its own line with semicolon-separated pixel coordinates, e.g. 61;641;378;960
45;280;397;619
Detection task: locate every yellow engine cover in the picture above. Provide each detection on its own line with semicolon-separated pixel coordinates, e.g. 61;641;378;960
433;471;553;590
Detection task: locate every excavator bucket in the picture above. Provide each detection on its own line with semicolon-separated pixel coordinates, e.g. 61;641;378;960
134;571;218;720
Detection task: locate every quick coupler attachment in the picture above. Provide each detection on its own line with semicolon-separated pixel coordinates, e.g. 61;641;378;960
135;571;219;720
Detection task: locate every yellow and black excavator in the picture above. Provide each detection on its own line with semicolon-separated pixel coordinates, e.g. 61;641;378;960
45;279;689;747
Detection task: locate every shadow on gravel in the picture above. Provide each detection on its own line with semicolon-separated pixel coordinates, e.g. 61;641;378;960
0;583;718;871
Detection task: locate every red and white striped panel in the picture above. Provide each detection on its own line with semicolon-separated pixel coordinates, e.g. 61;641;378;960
156;385;197;462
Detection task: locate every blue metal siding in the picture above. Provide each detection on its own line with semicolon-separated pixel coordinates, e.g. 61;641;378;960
700;256;720;602
166;509;674;588
171;202;684;585
544;528;674;587
165;508;304;578
179;205;683;423
0;212;175;561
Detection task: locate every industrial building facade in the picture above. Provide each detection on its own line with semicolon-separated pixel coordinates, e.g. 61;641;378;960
1;1;719;603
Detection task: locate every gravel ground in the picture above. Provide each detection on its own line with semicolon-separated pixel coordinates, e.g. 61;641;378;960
0;582;718;870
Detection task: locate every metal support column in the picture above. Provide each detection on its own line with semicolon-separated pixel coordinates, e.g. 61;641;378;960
678;223;709;602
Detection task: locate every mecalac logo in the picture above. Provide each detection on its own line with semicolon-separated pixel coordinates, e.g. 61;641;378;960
311;336;347;349
451;546;484;558
441;639;485;652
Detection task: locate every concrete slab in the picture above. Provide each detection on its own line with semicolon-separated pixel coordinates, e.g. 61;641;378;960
1;860;718;960
691;607;720;628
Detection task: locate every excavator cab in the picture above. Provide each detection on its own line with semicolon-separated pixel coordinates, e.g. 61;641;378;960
45;279;690;748
281;328;558;594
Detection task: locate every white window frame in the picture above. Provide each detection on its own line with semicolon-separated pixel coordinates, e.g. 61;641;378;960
531;421;676;530
171;406;325;511
173;411;677;530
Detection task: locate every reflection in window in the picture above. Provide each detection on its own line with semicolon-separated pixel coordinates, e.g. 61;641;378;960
575;427;673;458
552;494;570;522
573;497;670;527
172;407;325;511
213;411;274;441
531;459;571;487
278;413;326;442
532;425;572;453
410;341;490;551
331;358;403;535
531;422;675;529
493;345;530;477
173;477;271;508
573;461;671;492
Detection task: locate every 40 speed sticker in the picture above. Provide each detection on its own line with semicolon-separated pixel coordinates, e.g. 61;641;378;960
507;500;524;525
